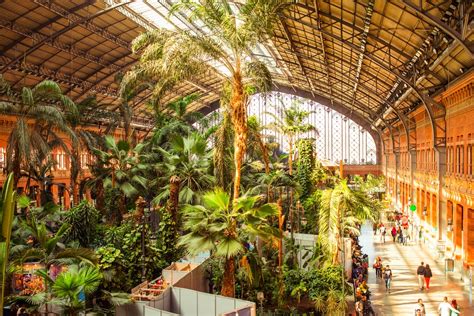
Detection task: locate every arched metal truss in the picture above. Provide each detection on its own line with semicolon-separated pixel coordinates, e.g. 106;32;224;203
0;0;471;139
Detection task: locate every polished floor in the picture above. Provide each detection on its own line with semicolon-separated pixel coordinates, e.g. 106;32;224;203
359;223;474;315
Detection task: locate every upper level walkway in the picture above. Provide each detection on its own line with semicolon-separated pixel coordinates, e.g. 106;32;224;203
359;223;474;315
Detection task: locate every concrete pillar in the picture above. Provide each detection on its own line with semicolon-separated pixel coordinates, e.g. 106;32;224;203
436;147;446;241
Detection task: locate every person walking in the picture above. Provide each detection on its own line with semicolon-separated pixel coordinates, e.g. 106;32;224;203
415;298;426;315
391;225;397;242
438;297;459;316
402;227;408;246
373;222;378;235
380;224;386;243
383;265;392;293
423;263;433;290
373;256;382;278
397;226;403;243
450;299;460;315
417;262;425;291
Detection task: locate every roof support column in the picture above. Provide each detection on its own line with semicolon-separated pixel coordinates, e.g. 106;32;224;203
436;147;447;243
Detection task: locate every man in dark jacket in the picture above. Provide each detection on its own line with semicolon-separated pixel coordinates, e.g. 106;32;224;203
417;262;425;291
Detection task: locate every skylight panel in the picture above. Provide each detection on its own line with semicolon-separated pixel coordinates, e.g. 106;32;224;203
128;2;175;30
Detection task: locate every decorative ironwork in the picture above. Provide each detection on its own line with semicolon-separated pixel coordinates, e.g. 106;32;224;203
201;92;377;165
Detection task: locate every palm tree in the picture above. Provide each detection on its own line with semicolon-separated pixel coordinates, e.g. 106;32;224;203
247;115;271;175
50;264;102;315
318;179;380;265
212;106;234;191
66;95;120;205
266;99;318;176
122;0;291;202
149;94;203;148
153;133;214;230
0;76;77;187
91;136;148;221
178;189;280;297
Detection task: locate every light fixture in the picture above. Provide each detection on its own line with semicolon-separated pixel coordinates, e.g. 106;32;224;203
447;218;453;232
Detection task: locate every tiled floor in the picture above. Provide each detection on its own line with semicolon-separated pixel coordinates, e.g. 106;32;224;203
358;223;474;315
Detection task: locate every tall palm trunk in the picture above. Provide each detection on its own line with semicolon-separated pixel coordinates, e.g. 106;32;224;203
221;256;235;297
70;147;80;206
95;179;105;213
168;175;180;234
230;70;247;202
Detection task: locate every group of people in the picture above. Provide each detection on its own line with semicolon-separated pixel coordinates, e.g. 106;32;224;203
374;221;414;245
351;235;376;316
373;256;392;293
416;261;433;291
414;297;460;315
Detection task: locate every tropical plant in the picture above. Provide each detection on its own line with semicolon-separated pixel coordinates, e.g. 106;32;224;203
64;200;100;247
284;265;351;314
213;107;234;191
149;94;203;147
247;116;271;174
66;95;119;204
266;99;318;175
122;0;291;202
50;264;102;315
91;136;148;221
296;139;314;201
0;76;77;187
154;133;214;232
318;179;380;264
11;218;98;271
0;173;15;313
179;189;280;297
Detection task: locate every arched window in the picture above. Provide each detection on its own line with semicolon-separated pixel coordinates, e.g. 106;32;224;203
55;150;67;170
456;145;464;175
467;144;473;176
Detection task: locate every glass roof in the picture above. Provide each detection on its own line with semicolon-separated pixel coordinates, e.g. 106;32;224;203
109;0;282;76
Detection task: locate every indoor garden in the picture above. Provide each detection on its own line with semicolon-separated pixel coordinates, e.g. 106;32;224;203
0;0;385;315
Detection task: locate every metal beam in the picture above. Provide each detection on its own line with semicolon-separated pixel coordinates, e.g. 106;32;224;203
33;0;130;48
1;1;132;73
284;14;445;148
279;20;317;96
403;0;474;58
0;1;94;57
0;56;118;97
293;2;414;61
0;19;121;71
312;0;335;107
349;0;375;112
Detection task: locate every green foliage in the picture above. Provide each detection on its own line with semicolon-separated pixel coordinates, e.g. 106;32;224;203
296;139;314;201
179;189;280;258
284;265;351;313
0;173;16;311
96;246;123;271
96;218;178;291
302;191;322;234
65;200;100;247
51;264;102;314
